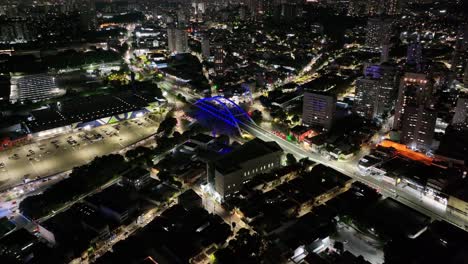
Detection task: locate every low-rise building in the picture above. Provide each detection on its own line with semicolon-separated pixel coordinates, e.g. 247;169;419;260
122;167;151;190
178;189;202;210
209;138;283;198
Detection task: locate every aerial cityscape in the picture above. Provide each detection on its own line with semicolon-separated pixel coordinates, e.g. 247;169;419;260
0;0;468;263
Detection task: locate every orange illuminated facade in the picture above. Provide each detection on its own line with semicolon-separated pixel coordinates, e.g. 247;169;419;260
379;140;433;165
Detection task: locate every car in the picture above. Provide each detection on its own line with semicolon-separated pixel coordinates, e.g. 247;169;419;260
0;163;4;168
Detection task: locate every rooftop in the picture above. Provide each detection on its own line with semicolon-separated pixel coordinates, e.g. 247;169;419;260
25;91;156;133
190;133;215;144
214;138;283;174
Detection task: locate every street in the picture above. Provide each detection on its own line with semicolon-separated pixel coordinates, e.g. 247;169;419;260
239;121;468;231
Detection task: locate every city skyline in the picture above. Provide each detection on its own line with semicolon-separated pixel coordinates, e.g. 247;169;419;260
0;1;468;264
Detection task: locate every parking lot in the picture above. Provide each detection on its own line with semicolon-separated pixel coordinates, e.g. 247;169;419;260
0;113;164;190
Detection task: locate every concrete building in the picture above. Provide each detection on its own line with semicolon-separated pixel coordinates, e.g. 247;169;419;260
355;78;381;120
201;34;210;59
210;138;283;198
79;0;97;32
384;0;402;15
167;26;188;54
452;95;468;125
394;73;433;129
214;43;224;75
302;92;336;131
407;39;423;72
365;17;392;49
400;105;436;151
354;64;397;120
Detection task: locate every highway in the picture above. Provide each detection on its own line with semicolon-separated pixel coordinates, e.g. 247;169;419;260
240;121;468;231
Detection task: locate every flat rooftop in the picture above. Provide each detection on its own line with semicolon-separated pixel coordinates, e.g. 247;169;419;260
214;138;283;174
25;91;156;133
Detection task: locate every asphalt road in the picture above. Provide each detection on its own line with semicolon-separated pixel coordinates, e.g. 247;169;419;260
240;121;468;232
162;79;468;231
0;113;164;191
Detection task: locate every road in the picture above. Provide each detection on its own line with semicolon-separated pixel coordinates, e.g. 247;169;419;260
240;121;468;231
333;222;384;264
160;75;468;231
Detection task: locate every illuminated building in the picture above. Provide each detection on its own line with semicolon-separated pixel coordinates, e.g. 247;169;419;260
354;64;397;120
167;26;188;54
11;74;62;103
400;105;436;151
384;0;401;16
302;91;336;131
365;17;392;50
79;0;97;32
452;94;468;125
214;43;224;75
209;138;283;198
394;73;433;129
201;34;210;59
406;37;423;72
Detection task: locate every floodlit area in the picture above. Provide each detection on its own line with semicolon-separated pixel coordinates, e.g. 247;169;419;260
332;222;384;264
0;113;164;190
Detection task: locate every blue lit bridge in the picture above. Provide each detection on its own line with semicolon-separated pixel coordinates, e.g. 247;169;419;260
193;96;255;134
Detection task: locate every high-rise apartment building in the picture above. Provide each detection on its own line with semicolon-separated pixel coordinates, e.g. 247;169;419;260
348;0;401;17
201;34;210;59
400;105;436;151
406;38;423;72
365;17;392;49
384;0;401;16
167;26;188;54
302;92;336;131
79;0;97;32
394;73;433;129
214;44;224;75
354;64;397;120
452;95;468;125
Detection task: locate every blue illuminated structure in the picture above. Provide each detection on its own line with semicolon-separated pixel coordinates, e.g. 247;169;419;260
194;96;255;134
241;83;253;104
